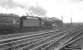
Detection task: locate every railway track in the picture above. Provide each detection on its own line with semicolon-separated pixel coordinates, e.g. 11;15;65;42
36;30;82;50
18;31;66;50
59;30;83;50
0;27;82;50
0;30;61;50
3;32;63;50
60;37;83;50
0;30;57;41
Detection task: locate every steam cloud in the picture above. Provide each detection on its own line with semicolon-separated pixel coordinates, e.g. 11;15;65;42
0;0;24;8
70;0;83;3
0;0;47;16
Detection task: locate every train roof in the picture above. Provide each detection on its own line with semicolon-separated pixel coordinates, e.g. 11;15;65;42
0;14;20;18
20;15;62;22
40;17;62;22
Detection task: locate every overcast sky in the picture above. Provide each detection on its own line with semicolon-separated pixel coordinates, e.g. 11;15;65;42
0;0;83;23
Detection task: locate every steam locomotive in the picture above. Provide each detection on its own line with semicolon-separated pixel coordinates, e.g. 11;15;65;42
0;14;63;34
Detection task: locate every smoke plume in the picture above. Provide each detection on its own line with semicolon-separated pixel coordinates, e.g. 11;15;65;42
0;0;24;8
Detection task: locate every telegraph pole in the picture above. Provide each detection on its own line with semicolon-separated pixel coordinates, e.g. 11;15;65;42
61;16;63;26
61;16;63;23
70;17;72;25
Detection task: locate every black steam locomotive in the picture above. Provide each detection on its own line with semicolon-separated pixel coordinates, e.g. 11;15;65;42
0;14;63;34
